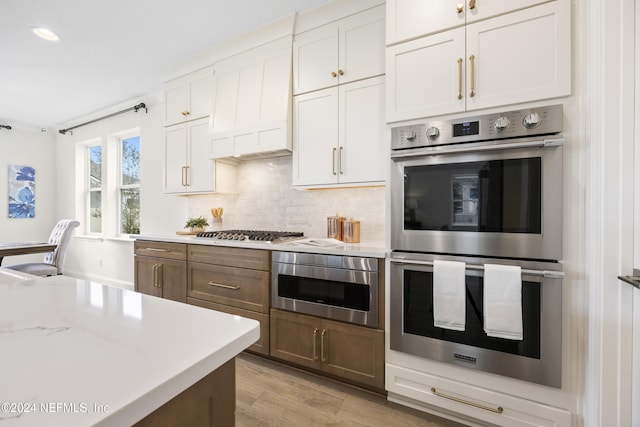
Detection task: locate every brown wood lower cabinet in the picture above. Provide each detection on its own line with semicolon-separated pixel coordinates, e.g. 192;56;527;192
134;241;187;303
133;358;235;427
270;308;385;392
187;245;271;356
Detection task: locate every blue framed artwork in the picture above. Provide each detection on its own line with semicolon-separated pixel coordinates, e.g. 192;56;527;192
8;165;35;218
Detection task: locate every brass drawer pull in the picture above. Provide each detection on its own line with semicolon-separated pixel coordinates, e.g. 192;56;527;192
457;58;463;100
208;281;241;290
320;329;327;363
431;387;503;414
145;247;170;252
313;328;319;361
469;55;476;97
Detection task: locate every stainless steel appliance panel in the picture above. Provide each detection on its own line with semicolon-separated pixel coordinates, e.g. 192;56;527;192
272;251;378;328
389;252;562;388
391;137;563;260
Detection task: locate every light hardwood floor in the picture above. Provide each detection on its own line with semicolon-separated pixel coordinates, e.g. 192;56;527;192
235;353;467;427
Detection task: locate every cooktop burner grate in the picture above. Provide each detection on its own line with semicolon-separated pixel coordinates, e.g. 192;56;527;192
196;230;304;243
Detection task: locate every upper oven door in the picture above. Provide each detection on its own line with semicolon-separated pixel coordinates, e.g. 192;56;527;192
391;139;563;260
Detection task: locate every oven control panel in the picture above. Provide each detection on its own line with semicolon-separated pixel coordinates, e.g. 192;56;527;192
391;104;563;150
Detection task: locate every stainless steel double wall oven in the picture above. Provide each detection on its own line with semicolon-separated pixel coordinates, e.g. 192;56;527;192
389;104;565;387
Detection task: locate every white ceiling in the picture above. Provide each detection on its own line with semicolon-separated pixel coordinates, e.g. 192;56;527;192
1;0;331;129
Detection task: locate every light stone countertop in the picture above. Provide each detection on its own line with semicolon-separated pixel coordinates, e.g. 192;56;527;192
135;234;388;258
0;275;259;426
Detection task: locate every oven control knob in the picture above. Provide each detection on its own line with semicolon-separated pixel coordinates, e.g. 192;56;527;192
404;129;417;141
494;116;510;132
426;126;440;140
523;112;541;129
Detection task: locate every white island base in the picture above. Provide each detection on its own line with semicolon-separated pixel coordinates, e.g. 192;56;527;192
0;275;259;426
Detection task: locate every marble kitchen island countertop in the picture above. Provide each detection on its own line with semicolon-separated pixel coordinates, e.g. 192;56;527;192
135;234;388;258
0;275;259;426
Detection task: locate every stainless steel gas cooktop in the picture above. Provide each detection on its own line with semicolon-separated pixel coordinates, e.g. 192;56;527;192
195;230;304;243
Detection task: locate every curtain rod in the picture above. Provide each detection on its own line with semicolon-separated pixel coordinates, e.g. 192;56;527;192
58;102;147;135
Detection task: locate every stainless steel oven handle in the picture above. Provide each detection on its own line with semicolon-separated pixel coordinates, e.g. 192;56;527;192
391;137;564;159
390;258;564;279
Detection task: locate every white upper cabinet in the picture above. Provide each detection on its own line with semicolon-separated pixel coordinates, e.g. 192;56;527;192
209;36;293;159
386;0;571;122
293;5;385;95
293;76;385;187
386;0;553;45
163;118;237;195
164;67;214;126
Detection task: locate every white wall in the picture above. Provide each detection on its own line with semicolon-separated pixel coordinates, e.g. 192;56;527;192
0;124;57;266
54;94;187;288
577;0;637;425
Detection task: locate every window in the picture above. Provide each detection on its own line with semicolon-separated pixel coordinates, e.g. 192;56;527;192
88;144;102;233
119;136;140;235
78;129;141;237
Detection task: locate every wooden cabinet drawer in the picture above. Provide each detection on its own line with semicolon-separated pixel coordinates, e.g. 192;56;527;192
135;240;187;261
188;262;270;313
187;245;270;270
188;298;269;355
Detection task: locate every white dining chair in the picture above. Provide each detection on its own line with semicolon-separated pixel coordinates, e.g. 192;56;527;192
7;219;80;276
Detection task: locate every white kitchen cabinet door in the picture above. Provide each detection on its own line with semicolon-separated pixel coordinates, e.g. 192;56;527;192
338;5;385;87
164;67;214;126
293;77;385;188
163;124;188;193
386;0;552;46
465;1;571;111
293;5;385;95
387;364;571;427
293;25;338;95
163;118;215;194
386;28;466;123
293;87;339;186
339;76;385;184
386;0;463;45
186;119;214;193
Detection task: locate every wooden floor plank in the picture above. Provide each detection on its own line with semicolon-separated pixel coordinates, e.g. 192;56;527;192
236;353;467;427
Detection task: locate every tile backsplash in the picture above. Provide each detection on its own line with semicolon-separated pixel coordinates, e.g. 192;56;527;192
188;156;385;242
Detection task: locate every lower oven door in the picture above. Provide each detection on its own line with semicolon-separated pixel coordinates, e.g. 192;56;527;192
390;252;562;388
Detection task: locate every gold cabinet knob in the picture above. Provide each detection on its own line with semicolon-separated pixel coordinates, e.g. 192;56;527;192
331;71;337;78
457;3;464;13
181;111;190;116
469;0;476;10
338;69;344;76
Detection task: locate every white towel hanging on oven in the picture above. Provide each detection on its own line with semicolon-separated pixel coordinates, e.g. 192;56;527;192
433;260;466;331
483;264;523;340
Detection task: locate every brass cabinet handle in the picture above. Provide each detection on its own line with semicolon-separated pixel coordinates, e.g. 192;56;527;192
339;146;344;174
332;147;337;175
181;111;189;116
338;69;344;76
457;58;463;100
153;264;163;288
331;71;337;78
320;329;327;363
185;165;191;187
456;3;464;13
181;166;187;186
431;387;503;414
145;247;170;252
313;328;319;361
468;0;476;10
469;55;476;97
152;264;158;287
208;281;241;290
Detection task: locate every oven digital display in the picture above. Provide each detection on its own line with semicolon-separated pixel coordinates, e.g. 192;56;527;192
453;121;479;137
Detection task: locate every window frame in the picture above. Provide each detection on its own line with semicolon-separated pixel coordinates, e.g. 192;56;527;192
86;141;104;235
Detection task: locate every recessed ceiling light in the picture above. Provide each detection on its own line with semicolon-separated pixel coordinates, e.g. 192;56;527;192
32;27;60;41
